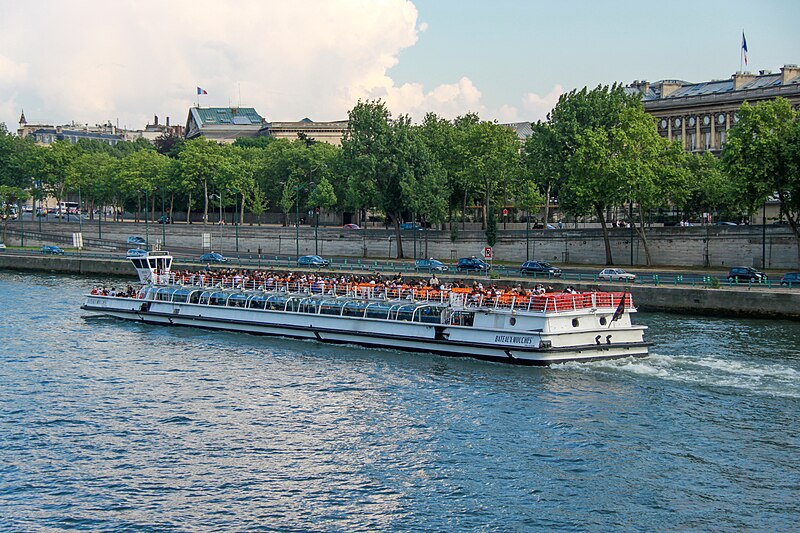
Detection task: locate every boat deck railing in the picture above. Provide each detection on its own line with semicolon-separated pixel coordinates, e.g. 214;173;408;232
157;273;633;313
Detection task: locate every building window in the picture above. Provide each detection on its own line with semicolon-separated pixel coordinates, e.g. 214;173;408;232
720;130;726;146
704;132;711;150
690;133;697;151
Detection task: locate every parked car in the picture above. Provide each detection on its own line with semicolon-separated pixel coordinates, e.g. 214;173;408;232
297;255;330;268
127;236;147;245
780;272;800;286
520;260;562;277
727;266;766;283
200;252;227;263
456;257;491;272
0;242;6;250
415;258;449;272
400;222;424;231
342;223;361;229
157;215;172;224
781;272;800;287
714;221;738;226
598;268;636;282
127;248;147;257
41;245;65;255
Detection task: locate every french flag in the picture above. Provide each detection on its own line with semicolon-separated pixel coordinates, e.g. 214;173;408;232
197;87;208;95
741;32;748;65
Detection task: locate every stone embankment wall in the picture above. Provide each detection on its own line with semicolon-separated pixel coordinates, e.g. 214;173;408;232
1;252;799;320
3;220;799;269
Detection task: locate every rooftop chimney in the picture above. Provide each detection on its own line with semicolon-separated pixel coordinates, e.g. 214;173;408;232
659;80;682;98
733;72;756;90
781;64;800;85
166;116;170;128
154;115;159;126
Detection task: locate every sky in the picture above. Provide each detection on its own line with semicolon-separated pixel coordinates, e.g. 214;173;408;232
1;0;798;133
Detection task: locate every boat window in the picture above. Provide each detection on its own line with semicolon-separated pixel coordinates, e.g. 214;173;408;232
156;287;173;301
249;295;268;309
417;305;443;324
198;291;212;305
343;301;367;317
228;294;249;308
171;288;193;303
320;300;346;315
266;295;289;311
450;311;474;327
365;302;392;320
572;318;580;327
188;291;202;304
209;292;228;306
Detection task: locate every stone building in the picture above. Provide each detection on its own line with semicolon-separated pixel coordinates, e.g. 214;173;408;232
184;106;265;143
628;64;800;154
260;118;348;146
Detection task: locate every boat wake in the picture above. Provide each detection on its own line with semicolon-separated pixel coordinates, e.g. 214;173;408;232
561;353;800;399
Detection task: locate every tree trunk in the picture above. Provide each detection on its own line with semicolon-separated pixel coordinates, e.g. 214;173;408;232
543;183;552;229
240;191;245;225
186;192;192;224
169;193;175;221
461;190;468;230
388;211;403;259
202;180;209;224
596;203;613;265
634;204;653;266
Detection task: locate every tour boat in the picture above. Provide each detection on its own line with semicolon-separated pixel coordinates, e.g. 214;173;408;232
81;251;649;365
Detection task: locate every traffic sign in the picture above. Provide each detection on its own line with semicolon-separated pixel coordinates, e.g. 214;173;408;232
482;246;493;259
502;208;508;216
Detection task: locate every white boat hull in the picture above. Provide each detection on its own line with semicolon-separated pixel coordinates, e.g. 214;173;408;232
82;296;649;366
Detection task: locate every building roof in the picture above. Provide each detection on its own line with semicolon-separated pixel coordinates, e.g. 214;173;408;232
185;106;265;140
627;64;800;104
501;121;533;140
189;107;263;127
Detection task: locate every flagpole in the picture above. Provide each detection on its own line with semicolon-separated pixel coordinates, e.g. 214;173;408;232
739;28;744;72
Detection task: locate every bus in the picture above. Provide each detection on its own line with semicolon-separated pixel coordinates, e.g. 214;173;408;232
58;202;80;215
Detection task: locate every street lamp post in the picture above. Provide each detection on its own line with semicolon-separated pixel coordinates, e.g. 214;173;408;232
295;184;301;260
78;186;82;235
161;187;166;247
525;210;530;260
144;189;149;249
234;189;239;257
315;207;319;255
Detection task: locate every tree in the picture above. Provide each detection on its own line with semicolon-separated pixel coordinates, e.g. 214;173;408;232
154;131;185;158
177;139;227;224
341;100;440;258
722;97;800;265
522;121;560;227
680;152;733;222
543;83;679;265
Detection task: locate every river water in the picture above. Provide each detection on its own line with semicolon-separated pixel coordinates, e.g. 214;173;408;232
1;271;798;531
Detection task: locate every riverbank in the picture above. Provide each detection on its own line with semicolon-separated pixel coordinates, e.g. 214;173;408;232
2;252;798;320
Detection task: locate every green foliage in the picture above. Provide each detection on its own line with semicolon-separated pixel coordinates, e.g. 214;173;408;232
308;177;337;212
722;97;800;263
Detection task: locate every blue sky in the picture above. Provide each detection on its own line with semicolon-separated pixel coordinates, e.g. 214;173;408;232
391;0;799;118
0;0;797;131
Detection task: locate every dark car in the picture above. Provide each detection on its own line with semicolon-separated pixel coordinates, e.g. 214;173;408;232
127;236;147;245
41;245;65;255
456;257;491;272
727;266;766;283
400;222;424;231
780;272;800;286
200;252;227;263
520;260;562;277
415;258;449;272
297;255;330;268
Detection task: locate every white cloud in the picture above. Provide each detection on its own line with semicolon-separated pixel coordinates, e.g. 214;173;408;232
0;1;562;132
522;85;564;122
